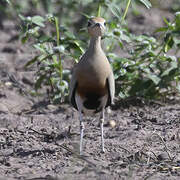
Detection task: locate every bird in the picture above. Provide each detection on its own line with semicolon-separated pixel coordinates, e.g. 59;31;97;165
69;17;115;155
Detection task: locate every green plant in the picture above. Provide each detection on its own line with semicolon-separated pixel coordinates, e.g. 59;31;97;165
109;12;180;99
6;0;180;102
20;14;84;103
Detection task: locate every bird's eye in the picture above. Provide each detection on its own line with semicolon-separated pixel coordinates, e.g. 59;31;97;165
87;21;91;27
104;22;107;26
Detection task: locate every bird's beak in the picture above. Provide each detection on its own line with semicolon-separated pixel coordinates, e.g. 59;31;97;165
95;23;101;27
93;23;105;30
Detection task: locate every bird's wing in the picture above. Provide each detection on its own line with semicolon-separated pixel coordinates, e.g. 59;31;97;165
106;70;115;106
69;70;78;110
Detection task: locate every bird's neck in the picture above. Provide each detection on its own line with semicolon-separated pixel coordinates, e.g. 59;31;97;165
88;36;102;52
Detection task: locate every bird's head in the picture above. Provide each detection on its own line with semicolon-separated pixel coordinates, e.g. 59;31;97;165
87;17;106;37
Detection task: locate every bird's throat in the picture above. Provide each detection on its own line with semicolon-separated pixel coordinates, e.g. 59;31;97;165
89;36;102;52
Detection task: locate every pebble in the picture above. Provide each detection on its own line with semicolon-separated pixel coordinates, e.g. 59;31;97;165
47;104;57;111
108;120;116;128
0;103;8;112
5;81;12;87
157;152;169;161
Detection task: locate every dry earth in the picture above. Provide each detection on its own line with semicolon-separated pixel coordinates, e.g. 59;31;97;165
0;6;180;180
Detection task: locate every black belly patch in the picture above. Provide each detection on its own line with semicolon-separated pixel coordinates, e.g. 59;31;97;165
83;93;102;112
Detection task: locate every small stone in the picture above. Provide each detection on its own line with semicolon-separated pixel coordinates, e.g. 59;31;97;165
27;161;34;168
47;104;57;110
5;81;12;87
0;135;6;144
0;104;8;112
157;152;169;161
108;120;116;128
0;128;8;134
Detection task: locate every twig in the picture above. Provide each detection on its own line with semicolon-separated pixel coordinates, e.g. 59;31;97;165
151;132;173;161
7;72;35;102
29;127;49;136
119;145;131;154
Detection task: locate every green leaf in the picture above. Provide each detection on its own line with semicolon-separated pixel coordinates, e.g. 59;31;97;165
147;74;161;85
69;40;85;55
64;31;75;39
109;21;118;29
118;41;123;49
175;12;180;29
5;0;11;4
161;57;178;77
18;14;26;21
164;33;174;52
53;45;65;53
21;34;29;44
80;12;91;19
129;79;154;96
155;27;168;33
31;16;45;27
163;17;170;26
35;74;46;90
120;33;131;43
24;55;39;68
33;44;47;53
39;54;54;63
139;0;152;9
107;2;121;19
39;35;53;43
141;51;155;58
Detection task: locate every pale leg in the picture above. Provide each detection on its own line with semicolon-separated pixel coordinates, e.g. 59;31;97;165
100;108;105;153
79;111;84;155
75;93;84;155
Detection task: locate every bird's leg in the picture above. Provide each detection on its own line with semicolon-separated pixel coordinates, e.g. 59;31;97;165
79;110;84;155
100;108;105;153
75;94;85;155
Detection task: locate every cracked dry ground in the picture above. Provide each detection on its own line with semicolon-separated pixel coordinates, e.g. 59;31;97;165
0;18;180;180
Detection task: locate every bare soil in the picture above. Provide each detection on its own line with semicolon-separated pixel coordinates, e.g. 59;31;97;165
0;7;180;180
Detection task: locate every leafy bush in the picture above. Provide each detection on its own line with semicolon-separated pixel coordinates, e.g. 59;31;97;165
19;14;84;103
2;0;180;102
109;12;180;99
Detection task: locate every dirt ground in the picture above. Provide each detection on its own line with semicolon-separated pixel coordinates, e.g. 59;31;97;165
0;6;180;180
